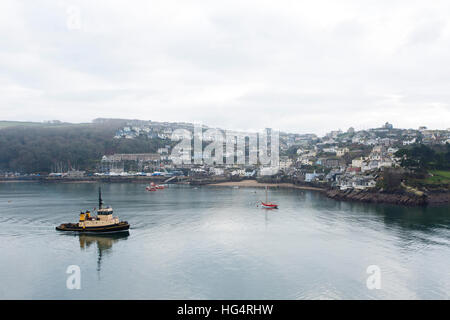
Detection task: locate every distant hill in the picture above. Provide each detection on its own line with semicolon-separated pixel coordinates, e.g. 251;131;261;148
0;119;167;173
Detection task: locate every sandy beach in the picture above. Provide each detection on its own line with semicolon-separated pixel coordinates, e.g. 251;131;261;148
207;179;325;192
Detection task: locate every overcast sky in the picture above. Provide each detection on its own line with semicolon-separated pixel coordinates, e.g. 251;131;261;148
1;0;450;135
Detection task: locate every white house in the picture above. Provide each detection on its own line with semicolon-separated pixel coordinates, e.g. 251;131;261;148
403;138;416;145
259;167;280;176
211;168;225;176
352;157;366;168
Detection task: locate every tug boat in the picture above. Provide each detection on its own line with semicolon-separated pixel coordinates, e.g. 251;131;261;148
56;187;130;233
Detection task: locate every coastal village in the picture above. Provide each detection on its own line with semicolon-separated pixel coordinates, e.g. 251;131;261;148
106;121;449;190
5;120;446;201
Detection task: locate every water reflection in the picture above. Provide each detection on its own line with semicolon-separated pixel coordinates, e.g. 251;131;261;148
77;232;129;272
324;198;450;248
1;182;449;299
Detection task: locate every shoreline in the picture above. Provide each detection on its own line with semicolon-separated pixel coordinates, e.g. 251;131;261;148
0;176;171;184
1;177;448;206
207;180;449;206
207;180;325;192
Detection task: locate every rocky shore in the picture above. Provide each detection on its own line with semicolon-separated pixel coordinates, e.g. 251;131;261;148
209;179;449;206
326;188;450;206
426;191;450;205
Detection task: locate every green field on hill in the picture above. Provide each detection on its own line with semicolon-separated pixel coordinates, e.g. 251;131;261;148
0;121;44;129
425;170;450;185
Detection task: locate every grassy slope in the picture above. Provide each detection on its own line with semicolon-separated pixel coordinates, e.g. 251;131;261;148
0;121;44;129
425;170;450;185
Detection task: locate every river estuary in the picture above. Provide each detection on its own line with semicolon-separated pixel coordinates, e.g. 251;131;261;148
0;183;449;299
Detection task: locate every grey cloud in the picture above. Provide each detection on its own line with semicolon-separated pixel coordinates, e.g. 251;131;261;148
0;0;449;135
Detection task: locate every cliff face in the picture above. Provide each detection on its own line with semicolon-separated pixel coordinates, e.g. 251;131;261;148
326;189;430;206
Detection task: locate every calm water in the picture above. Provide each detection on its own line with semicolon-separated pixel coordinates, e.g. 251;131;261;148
0;182;449;299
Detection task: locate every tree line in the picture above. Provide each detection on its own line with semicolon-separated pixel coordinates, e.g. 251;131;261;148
395;144;450;170
0;121;168;173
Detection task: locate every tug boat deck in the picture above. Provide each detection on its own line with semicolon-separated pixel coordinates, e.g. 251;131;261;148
56;221;130;233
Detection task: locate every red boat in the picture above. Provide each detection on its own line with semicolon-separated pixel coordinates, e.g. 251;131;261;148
261;186;278;209
261;202;278;209
146;182;165;191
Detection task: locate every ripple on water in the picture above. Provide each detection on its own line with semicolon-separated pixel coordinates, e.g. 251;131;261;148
0;183;449;299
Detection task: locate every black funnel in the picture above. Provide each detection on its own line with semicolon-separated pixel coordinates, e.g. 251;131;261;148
98;187;103;209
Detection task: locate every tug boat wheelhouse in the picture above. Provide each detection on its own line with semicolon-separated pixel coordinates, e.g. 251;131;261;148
56;187;130;233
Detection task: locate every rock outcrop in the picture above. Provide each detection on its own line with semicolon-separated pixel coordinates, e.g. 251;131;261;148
426;192;450;205
326;189;430;206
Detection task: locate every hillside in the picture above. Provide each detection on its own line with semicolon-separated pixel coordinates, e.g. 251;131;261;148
0;121;65;129
0;119;167;173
